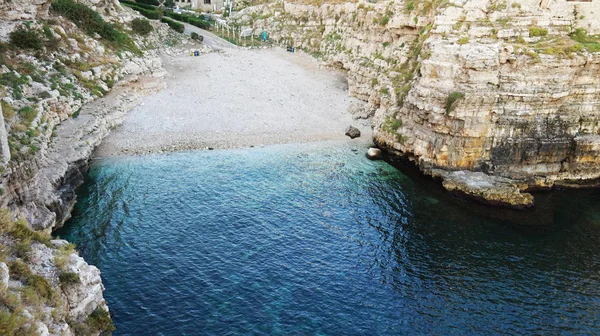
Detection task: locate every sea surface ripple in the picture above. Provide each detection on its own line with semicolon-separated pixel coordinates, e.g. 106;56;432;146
58;141;600;335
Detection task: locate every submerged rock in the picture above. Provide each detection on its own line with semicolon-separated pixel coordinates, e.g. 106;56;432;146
366;148;382;160
345;126;361;139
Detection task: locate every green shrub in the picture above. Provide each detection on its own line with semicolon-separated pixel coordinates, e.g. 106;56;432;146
52;0;113;38
529;27;548;37
0;289;20;310
10;220;51;245
88;307;115;333
59;272;81;286
54;243;77;270
18;106;36;124
24;275;53;301
136;0;159;6
163;12;211;30
165;11;184;21
445;91;465;113
8;260;54;304
190;32;203;41
8;260;30;280
161;18;184;33
0;309;28;336
457;36;469;45
52;0;139;53
0;208;13;234
9;28;44;50
14;241;32;260
187;17;211;30
131;18;154;35
524;50;540;59
379;15;389;25
122;3;161;20
1;101;15;121
119;0;157;10
42;25;54;39
383;116;403;133
570;28;600;52
38;91;52;99
542;43;585;56
0;72;28;100
42;25;61;50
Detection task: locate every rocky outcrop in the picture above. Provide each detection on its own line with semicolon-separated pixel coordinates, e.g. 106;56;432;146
0;0;174;231
345;125;361;138
0;0;51;21
233;0;600;207
366;147;382;160
0;0;124;23
0;103;11;164
0;0;189;333
12;66;166;232
0;69;165;335
435;169;534;208
0;233;113;335
0;262;8;289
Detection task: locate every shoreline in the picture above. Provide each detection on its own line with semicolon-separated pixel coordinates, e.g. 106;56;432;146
91;137;375;160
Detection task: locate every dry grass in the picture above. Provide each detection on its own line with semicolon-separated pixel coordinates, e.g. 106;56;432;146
533;36;587;58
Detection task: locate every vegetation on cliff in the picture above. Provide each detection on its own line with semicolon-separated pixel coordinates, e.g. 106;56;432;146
0;0;187;333
0;0;180;168
0;209;115;335
230;0;600;207
120;0;213;30
51;0;141;54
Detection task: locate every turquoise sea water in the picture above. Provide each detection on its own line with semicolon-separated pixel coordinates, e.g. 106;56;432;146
57;141;600;335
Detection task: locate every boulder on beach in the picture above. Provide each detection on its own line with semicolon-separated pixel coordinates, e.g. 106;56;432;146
345;126;361;139
366;148;382;160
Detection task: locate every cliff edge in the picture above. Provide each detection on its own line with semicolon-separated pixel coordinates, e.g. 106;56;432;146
233;0;600;207
0;0;187;333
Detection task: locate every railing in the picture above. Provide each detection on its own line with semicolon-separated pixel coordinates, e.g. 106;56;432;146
210;20;270;48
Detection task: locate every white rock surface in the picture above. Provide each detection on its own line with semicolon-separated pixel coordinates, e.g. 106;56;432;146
0;262;8;290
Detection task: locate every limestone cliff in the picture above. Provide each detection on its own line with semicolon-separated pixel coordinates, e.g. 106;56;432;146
0;0;182;333
233;0;600;207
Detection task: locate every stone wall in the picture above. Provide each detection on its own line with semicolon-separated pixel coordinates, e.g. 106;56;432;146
233;0;600;207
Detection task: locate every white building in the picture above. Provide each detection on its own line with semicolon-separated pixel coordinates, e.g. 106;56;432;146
174;0;228;12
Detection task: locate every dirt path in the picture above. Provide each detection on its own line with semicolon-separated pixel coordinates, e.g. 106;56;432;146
96;31;370;156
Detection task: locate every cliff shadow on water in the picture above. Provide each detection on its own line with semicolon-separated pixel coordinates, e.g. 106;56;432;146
383;153;600;229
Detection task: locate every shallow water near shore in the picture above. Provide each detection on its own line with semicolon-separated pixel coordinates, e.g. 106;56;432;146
57;140;600;335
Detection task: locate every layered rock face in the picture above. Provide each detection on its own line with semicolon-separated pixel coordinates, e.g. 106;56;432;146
0;0;122;21
0;0;170;231
233;0;600;207
0;237;110;335
0;0;178;333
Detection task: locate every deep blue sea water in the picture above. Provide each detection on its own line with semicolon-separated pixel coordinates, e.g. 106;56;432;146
57;141;600;335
